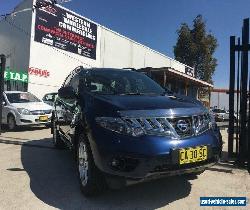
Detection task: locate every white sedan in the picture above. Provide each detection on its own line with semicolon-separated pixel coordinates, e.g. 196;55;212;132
1;91;53;130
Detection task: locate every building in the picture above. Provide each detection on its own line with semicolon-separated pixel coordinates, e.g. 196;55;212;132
0;0;213;99
137;67;213;106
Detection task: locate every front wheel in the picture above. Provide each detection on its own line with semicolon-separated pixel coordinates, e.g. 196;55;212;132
52;120;64;148
77;133;106;196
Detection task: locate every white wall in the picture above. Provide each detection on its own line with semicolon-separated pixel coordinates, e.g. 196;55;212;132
0;0;33;91
100;27;188;73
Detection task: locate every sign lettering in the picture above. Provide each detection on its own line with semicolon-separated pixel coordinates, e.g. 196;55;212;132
34;1;98;59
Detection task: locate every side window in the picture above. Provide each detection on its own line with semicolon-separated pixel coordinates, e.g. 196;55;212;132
63;67;82;88
134;78;146;92
69;74;80;92
63;73;73;87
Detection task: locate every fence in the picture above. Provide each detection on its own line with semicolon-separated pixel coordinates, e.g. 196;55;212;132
229;18;250;171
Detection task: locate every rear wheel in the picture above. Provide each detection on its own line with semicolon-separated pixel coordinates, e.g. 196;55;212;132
77;133;106;196
52;120;64;148
7;114;16;130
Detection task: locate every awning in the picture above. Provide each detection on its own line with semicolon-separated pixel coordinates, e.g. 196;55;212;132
138;67;213;88
167;68;213;88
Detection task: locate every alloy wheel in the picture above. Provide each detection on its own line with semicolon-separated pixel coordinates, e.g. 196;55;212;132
78;141;89;186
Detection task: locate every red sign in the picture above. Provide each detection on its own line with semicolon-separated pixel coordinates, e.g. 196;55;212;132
28;67;50;78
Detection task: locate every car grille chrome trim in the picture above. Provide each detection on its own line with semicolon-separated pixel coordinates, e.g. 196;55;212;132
30;110;52;115
122;113;210;139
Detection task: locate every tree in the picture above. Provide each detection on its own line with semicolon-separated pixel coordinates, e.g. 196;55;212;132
174;15;218;83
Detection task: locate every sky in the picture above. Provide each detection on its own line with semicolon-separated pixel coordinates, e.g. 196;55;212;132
1;0;250;88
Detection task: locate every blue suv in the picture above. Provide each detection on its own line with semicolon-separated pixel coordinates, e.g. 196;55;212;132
52;67;222;196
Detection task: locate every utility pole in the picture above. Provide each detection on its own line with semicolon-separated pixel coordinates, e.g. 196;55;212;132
0;55;6;135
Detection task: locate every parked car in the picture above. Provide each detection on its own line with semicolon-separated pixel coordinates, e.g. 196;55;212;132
2;91;53;130
52;67;222;196
42;92;57;106
211;108;229;121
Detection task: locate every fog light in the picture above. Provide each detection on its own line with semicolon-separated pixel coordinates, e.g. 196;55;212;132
110;157;139;172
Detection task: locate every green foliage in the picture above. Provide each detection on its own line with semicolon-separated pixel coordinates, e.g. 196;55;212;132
174;15;218;83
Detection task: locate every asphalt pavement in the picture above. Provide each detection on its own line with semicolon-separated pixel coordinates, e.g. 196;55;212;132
0;127;249;210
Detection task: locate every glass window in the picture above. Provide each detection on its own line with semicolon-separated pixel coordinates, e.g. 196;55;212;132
43;93;57;102
6;92;41;103
83;70;165;95
62;74;72;87
69;75;79;92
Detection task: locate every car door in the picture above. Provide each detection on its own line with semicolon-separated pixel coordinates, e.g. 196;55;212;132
56;72;73;139
56;69;81;143
63;73;80;142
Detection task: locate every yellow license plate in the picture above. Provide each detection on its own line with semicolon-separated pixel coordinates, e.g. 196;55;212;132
39;116;48;122
179;146;207;165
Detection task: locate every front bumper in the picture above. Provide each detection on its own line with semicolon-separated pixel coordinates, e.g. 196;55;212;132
15;113;52;126
89;127;222;179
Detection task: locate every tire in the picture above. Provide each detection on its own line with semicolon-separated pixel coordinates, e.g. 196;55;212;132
76;133;106;196
7;114;16;130
52;120;65;149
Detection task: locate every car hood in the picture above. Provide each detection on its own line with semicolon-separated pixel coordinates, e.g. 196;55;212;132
90;94;206;116
11;102;53;111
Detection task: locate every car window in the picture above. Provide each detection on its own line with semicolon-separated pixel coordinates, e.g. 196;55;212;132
6;92;41;103
83;70;164;95
44;94;55;102
62;73;73;87
69;74;80;92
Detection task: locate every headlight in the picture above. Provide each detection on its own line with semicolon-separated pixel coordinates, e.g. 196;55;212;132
17;108;32;115
96;117;145;137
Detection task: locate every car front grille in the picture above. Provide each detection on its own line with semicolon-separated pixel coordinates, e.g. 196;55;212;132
30;110;52;115
168;117;193;138
123;113;210;139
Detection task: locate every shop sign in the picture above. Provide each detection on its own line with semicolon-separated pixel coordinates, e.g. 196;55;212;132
28;67;50;78
185;66;195;77
4;68;28;83
34;0;98;59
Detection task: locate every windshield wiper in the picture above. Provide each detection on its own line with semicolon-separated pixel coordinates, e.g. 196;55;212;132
161;90;174;96
118;92;159;96
118;92;142;95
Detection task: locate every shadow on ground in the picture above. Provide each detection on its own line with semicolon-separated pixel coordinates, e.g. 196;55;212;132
17;137;192;210
1;125;48;133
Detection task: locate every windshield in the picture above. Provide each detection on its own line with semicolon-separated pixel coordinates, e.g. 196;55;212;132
83;70;165;95
6;92;41;103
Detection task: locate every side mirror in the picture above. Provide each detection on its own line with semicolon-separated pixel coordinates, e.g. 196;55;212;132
58;86;77;99
2;101;6;106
